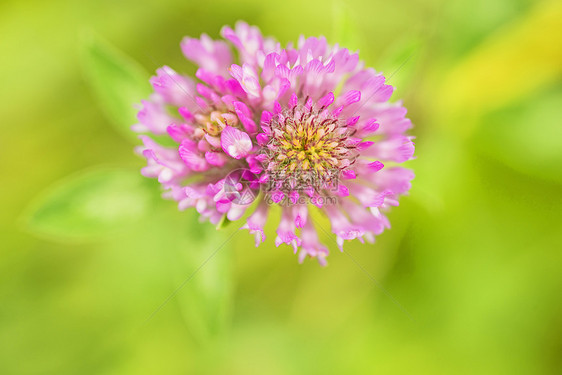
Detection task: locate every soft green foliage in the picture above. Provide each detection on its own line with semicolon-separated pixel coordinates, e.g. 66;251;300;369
23;168;156;240
80;31;152;142
1;0;562;374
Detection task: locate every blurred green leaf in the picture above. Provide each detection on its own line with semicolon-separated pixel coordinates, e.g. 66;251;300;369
169;213;233;343
331;0;362;51
378;36;422;95
80;31;151;143
474;85;562;184
215;214;232;230
440;0;562;132
23;167;157;241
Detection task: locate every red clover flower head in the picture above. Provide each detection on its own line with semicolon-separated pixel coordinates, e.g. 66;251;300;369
134;22;415;266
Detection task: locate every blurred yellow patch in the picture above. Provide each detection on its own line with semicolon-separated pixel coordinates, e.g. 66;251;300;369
441;0;562;127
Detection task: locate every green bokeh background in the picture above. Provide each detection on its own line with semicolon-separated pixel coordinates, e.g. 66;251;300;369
1;0;561;373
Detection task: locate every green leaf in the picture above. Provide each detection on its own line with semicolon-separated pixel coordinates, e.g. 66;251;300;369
23;167;158;241
215;214;233;230
331;0;362;51
80;31;151;143
168;212;234;343
473;85;562;184
440;1;562;131
378;36;422;96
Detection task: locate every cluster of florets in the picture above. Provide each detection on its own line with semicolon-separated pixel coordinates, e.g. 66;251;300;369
134;22;415;265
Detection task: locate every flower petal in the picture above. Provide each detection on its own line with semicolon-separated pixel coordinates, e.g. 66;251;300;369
220;126;252;159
